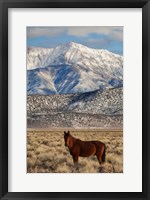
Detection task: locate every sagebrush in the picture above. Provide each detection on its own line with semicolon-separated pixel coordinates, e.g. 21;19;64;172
27;130;123;173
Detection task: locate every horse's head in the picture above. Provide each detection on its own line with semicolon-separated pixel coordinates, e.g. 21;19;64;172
64;131;71;147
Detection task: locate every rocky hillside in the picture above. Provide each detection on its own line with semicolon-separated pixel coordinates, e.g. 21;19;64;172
27;87;123;128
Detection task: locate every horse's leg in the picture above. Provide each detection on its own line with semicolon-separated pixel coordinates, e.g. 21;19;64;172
69;155;78;173
72;154;79;171
96;154;102;165
96;149;103;165
73;154;79;165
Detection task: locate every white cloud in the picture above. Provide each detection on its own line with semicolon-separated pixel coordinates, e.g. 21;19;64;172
27;26;123;42
27;27;66;38
67;26;123;41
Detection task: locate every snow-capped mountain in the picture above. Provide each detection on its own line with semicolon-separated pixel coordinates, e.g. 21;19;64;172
27;42;123;94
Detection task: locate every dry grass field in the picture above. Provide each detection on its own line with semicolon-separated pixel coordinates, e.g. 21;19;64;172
27;130;123;173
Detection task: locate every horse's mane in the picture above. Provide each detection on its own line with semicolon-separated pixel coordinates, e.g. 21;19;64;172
70;134;78;143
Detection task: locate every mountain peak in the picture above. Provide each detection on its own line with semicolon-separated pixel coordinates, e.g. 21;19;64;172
67;41;77;45
66;41;85;48
27;41;123;95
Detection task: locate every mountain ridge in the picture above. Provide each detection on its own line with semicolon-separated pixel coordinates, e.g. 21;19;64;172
27;42;123;95
27;42;123;70
27;87;123;128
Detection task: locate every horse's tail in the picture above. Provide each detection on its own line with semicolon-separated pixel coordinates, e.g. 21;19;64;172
102;144;106;162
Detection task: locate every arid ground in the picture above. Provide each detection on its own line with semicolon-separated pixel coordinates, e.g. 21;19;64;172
27;129;123;173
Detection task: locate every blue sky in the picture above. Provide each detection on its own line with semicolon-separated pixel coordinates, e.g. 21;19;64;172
27;26;123;55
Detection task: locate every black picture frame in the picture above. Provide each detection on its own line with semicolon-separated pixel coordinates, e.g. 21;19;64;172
0;0;150;199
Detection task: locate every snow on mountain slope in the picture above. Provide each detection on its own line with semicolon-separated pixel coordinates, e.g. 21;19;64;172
27;42;123;94
27;67;56;95
27;87;123;128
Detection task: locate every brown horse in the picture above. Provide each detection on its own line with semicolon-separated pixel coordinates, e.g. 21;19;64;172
64;131;106;165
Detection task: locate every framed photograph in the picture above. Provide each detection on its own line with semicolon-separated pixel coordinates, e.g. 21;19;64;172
0;0;150;199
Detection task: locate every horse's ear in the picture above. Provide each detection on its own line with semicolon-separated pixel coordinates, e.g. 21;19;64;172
64;131;66;135
68;131;70;135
